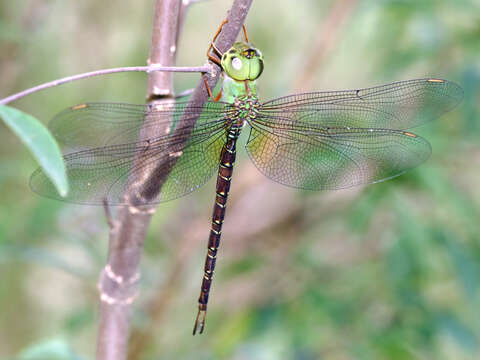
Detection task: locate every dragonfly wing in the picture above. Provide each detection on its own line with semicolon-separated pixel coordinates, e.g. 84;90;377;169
154;129;226;203
245;124;431;190
30;101;228;205
47;101;228;148
260;79;463;130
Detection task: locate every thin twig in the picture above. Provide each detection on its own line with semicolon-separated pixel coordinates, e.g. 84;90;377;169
0;65;210;105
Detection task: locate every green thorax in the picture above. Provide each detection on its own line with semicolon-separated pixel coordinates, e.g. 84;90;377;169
220;41;264;104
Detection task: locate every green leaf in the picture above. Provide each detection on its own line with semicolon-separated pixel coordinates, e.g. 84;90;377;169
0;105;68;197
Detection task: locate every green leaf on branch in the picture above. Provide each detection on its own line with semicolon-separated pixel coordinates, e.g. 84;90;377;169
0;105;68;197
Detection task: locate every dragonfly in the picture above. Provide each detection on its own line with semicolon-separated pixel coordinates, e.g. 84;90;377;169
30;40;463;334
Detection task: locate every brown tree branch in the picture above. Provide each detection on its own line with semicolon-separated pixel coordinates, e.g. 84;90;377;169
95;1;180;359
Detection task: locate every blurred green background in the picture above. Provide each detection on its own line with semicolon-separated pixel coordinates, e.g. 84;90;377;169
1;0;479;359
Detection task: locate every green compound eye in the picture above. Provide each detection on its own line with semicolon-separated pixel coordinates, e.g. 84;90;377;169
221;42;264;81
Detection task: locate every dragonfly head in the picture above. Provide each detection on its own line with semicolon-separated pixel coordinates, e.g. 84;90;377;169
221;42;264;81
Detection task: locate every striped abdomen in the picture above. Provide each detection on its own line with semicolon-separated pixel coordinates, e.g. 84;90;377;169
193;127;239;335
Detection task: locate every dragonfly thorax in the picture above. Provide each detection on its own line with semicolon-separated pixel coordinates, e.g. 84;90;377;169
230;95;260;128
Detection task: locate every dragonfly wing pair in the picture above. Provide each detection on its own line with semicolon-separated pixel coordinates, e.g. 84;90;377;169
246;78;463;189
30;79;463;204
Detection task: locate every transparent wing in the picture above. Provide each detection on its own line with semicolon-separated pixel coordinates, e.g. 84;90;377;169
246;125;431;190
47;101;229;148
30;100;230;205
246;79;462;190
259;79;463;130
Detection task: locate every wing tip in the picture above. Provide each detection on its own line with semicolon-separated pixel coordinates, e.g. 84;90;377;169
426;77;464;106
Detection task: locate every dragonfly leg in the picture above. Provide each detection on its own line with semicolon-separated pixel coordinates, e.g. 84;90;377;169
242;24;249;43
243;80;252;96
202;74;214;99
214;90;223;102
206;19;228;66
206;45;222;66
211;18;228;43
202;74;223;102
